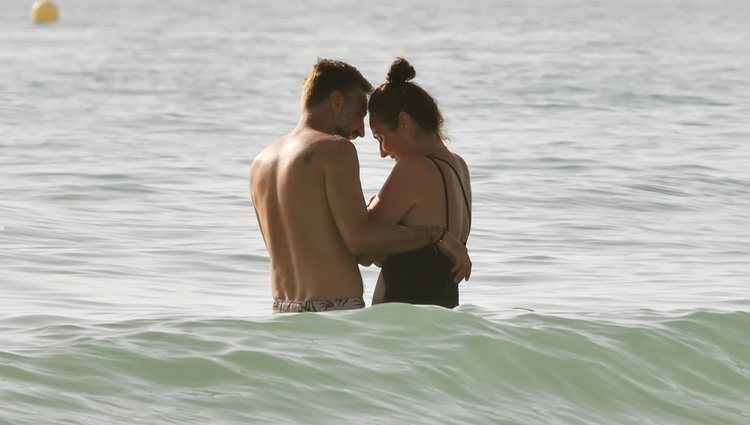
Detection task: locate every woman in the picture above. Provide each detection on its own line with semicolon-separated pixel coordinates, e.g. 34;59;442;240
366;58;472;308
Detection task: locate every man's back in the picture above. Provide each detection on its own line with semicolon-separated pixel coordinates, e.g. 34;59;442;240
250;127;364;302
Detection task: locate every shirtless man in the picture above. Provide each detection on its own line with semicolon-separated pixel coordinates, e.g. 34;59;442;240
249;59;471;313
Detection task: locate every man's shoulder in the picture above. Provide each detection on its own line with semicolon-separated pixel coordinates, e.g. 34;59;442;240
310;134;354;151
250;142;280;174
306;135;357;165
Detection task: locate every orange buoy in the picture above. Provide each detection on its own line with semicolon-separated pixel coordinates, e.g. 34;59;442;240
32;1;59;24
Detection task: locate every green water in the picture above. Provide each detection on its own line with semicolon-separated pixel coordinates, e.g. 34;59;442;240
2;307;748;424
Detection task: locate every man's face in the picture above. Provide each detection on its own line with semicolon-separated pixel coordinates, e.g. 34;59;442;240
334;88;367;140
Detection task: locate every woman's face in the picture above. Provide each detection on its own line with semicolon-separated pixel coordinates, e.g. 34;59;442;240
369;116;406;160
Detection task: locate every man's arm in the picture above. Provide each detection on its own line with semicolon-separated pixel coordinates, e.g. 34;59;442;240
323;139;442;256
434;232;472;283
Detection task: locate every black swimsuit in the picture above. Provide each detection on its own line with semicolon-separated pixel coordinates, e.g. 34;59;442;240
380;156;471;308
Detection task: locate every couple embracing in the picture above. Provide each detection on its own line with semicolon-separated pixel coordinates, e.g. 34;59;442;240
250;58;472;313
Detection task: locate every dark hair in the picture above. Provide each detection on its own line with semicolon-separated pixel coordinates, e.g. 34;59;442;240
368;57;445;139
301;58;373;109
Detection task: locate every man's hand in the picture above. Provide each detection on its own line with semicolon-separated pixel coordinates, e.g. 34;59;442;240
435;232;471;283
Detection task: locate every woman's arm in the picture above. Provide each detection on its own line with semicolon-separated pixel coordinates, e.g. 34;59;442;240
363;158;426;265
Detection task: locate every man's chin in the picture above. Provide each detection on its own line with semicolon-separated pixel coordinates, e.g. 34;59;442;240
335;128;352;140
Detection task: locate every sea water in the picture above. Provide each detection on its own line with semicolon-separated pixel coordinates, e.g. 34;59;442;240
1;0;749;424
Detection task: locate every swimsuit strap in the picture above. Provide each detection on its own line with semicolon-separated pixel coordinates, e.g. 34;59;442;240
426;155;472;229
425;156;450;228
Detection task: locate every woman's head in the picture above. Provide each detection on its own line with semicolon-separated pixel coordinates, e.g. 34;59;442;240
368;58;445;140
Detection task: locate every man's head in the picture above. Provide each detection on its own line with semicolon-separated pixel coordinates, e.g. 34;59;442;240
301;59;373;140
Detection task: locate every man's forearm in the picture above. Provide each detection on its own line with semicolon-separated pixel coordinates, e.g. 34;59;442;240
359;222;442;256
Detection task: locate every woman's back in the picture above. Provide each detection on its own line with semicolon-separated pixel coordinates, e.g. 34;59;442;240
378;153;472;308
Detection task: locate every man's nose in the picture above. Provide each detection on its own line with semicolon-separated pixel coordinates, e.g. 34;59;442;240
352;120;365;139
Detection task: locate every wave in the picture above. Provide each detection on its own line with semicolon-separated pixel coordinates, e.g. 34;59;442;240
1;307;748;425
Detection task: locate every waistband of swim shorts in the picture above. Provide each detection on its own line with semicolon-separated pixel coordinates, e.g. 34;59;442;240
272;298;365;313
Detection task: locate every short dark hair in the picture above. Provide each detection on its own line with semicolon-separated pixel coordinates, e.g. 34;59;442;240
368;57;445;139
301;59;373;109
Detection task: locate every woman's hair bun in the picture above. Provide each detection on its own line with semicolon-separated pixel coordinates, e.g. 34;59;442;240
386;57;416;84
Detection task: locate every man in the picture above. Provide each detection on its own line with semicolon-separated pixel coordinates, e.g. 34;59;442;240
250;59;471;313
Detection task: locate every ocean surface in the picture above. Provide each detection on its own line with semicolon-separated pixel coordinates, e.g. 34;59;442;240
1;0;749;424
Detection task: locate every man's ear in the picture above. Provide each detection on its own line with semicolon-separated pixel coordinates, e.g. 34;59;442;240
329;90;345;114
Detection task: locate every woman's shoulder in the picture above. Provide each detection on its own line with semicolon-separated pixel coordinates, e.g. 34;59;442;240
383;156;443;193
452;152;468;169
390;155;441;174
457;153;472;175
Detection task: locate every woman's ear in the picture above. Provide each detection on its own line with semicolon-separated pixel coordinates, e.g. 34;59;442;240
398;111;412;130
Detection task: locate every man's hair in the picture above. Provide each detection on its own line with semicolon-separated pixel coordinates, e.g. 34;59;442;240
301;59;373;109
